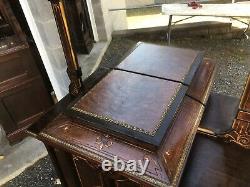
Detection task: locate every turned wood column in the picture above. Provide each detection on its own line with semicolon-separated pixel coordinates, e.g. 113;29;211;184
49;0;82;96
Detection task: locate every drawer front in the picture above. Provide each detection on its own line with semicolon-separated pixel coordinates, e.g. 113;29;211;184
0;51;27;83
1;77;50;129
0;48;37;85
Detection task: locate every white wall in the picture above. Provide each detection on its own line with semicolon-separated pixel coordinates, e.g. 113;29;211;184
20;0;69;100
109;0;128;31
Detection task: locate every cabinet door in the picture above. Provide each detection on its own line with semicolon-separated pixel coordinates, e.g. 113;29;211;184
0;47;53;142
73;156;142;187
1;78;50;128
73;156;103;187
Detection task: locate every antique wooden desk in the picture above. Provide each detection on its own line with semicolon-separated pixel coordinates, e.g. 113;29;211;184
27;41;216;187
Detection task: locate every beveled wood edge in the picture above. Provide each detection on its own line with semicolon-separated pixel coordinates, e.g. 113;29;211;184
196;60;221;136
171;105;205;187
186;58;216;105
200;59;217;105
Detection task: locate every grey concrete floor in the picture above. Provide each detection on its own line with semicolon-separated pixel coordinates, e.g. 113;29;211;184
0;138;47;186
2;33;250;187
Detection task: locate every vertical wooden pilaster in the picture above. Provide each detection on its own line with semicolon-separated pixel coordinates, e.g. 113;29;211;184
49;0;82;96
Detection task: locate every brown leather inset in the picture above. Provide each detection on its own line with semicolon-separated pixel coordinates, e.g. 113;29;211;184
73;70;182;134
117;43;201;84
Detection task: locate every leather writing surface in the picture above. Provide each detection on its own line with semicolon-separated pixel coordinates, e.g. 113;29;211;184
117;43;203;85
66;43;207;148
69;70;187;148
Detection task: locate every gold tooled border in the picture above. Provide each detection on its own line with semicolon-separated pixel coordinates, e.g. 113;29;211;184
72;84;182;137
39;105;204;187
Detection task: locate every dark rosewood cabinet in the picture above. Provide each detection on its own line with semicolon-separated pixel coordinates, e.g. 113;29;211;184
0;0;53;142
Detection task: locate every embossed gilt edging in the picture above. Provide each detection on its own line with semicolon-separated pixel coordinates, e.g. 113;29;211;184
222;120;250;149
198;120;250;149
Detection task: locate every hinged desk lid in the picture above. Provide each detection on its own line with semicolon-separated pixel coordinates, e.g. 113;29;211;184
66;42;204;150
116;42;203;85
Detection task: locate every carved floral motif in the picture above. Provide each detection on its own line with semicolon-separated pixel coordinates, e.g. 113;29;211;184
95;134;113;150
222;120;250;149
